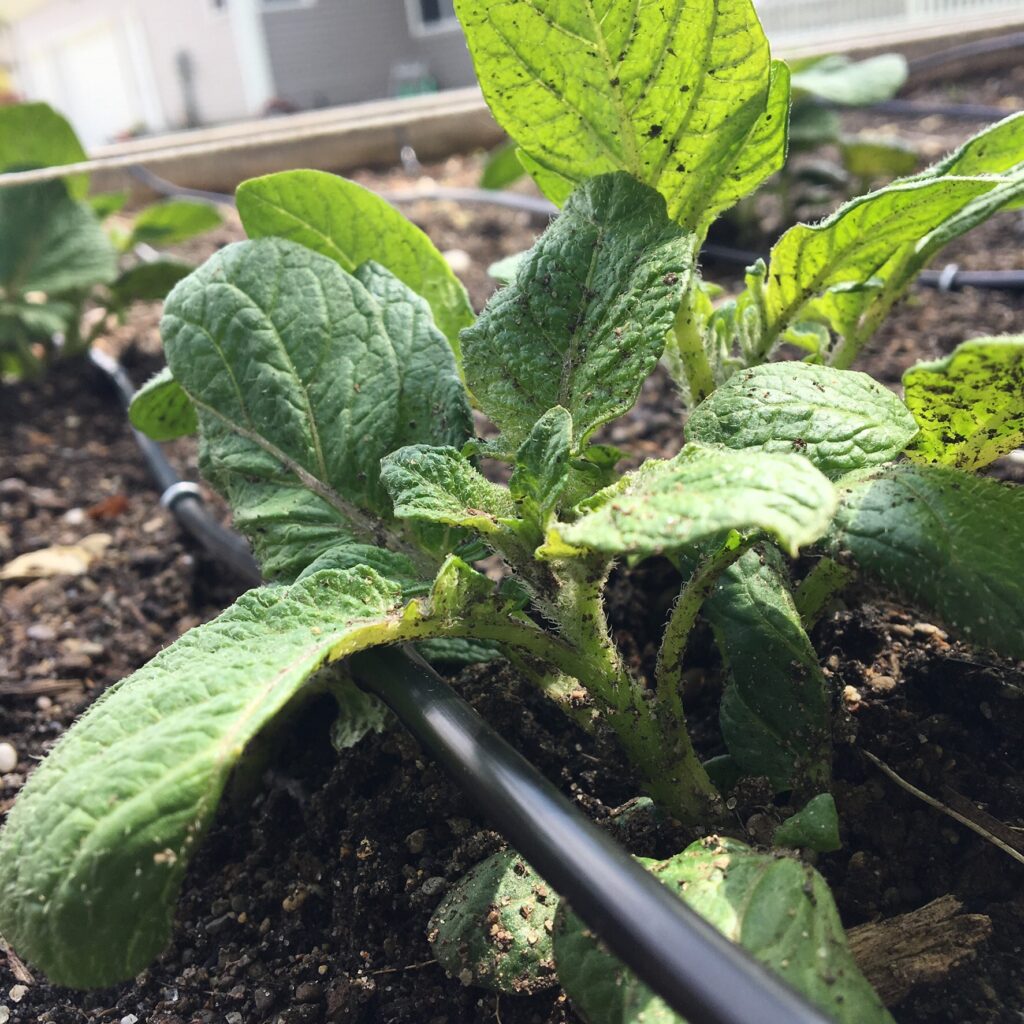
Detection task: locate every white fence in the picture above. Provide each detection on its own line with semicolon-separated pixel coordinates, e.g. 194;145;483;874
756;0;1024;43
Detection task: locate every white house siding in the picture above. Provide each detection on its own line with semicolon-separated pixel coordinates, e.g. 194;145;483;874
261;0;475;110
7;0;251;146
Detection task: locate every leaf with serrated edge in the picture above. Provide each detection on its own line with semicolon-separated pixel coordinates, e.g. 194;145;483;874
686;362;918;478
129;367;198;442
454;0;771;231
826;465;1024;659
554;837;893;1024
551;444;836;558
236;170;474;355
461;173;693;449
762;177;994;341
0;181;116;297
381;445;516;535
161;239;469;580
903;336;1024;470
706;546;830;792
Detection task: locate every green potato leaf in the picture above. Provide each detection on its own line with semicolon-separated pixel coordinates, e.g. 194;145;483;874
129;367;198;441
840;136;918;180
106;259;193;313
480;140;527;190
550;444;836;558
790;53;907;106
236;169;474;356
0;560;532;988
903;335;1024;470
129;200;222;248
554;837;893;1024
762;177;994;344
454;0;773;231
0;101;88;197
461;173;694;449
825;465;1024;659
685;362;918;478
0;181;117;297
922;110;1024;180
429;850;558;994
381;445;516;535
510;406;573;528
160;239;470;580
774;794;841;853
705;546;830;792
0;568;400;987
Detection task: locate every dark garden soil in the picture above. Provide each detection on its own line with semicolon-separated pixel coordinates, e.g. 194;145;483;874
2;78;1024;1024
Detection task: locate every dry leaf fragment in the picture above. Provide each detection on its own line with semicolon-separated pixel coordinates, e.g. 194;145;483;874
0;534;112;580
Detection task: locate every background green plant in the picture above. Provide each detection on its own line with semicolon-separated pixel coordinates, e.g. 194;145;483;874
0;102;221;379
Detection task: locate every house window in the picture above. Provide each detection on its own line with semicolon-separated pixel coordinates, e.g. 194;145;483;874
406;0;458;35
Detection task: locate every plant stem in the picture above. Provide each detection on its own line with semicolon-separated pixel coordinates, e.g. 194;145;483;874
655;534;754;707
671;290;716;406
794;557;855;629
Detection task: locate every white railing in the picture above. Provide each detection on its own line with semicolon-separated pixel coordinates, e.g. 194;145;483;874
756;0;1024;43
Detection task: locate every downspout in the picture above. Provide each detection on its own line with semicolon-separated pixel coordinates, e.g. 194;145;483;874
228;0;275;116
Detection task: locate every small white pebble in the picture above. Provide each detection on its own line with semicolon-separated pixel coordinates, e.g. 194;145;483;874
36;696;52;711
8;986;26;1004
0;1004;10;1023
62;507;87;526
443;248;472;274
0;743;17;774
120;1015;139;1024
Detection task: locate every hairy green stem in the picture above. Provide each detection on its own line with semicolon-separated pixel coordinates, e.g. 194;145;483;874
794;557;855;629
655;534;755;705
672;290;716;406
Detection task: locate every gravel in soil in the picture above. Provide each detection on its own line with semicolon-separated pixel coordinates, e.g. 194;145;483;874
2;98;1024;1022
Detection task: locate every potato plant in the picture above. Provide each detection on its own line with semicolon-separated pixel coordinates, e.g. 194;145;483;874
0;102;221;379
1;1;1023;1020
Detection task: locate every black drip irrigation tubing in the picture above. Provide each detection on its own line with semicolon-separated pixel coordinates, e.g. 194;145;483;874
128;165;1024;294
90;350;834;1024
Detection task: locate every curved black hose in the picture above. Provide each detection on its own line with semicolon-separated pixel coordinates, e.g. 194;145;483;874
88;348;262;586
91;350;833;1024
354;647;834;1024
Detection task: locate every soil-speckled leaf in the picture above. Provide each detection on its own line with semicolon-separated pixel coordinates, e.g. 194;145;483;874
381;445;516;535
903;336;1024;470
552;444;836;557
236;170;474;354
825;465;1024;659
0;102;88;197
709;60;791;221
554;837;893;1024
0;181;117;297
510;406;573;526
0;568;415;988
129;200;222;248
129;367;198;441
706;546;830;791
429;851;558;994
454;0;772;230
461;173;693;448
774;794;841;853
762;177;994;339
685;362;918;478
161;239;468;579
924;111;1024;180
